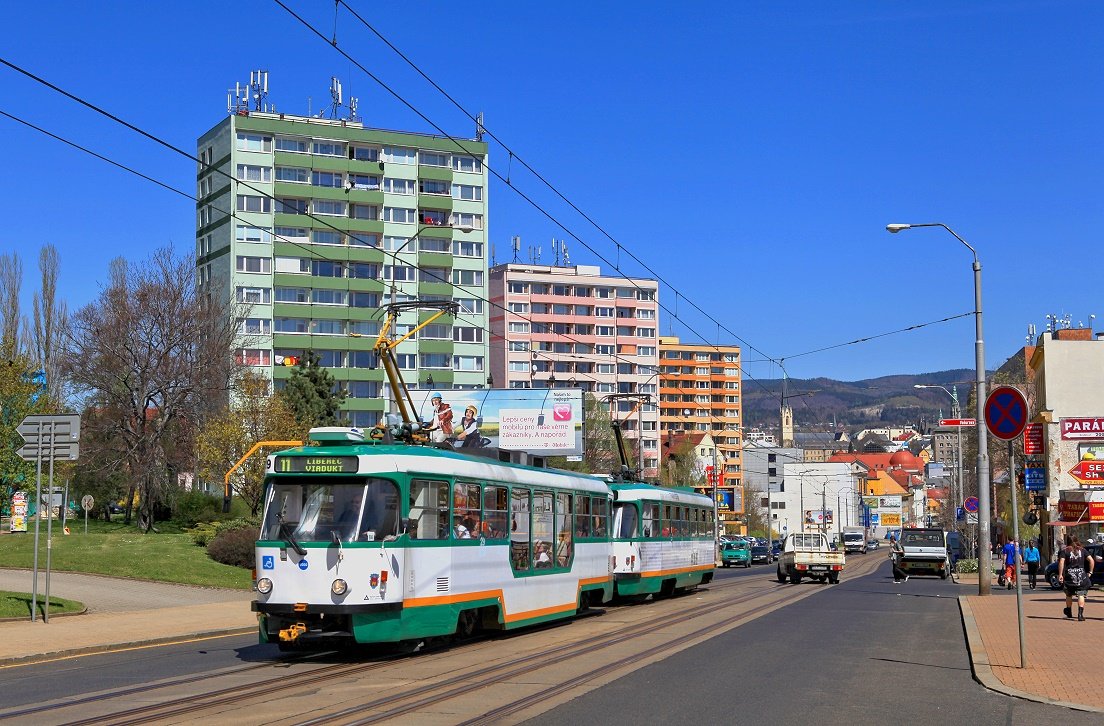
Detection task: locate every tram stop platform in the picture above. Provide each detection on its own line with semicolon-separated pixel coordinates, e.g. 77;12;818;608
0;569;255;667
959;580;1104;713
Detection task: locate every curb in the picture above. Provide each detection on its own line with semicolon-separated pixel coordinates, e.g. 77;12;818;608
957;595;1104;714
0;626;257;668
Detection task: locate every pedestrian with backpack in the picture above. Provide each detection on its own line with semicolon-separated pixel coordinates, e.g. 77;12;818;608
1058;534;1095;621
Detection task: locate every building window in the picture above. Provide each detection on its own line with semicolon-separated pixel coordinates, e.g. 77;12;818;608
636;308;655;320
275;136;308;153
313;320;346;335
349;173;380;191
236;256;270;273
236;133;271;152
275;166;309;183
450;212;483;230
273;256;308;274
236;348;271;366
276;198;308;215
383;177;415;195
312;230;343;246
382;146;416;164
384;207;417;223
313;200;346;216
383;264;416;282
452;156;482;173
311;260;345;278
419;179;450;195
418;236;451;253
420;353;450;369
235;225;272;243
236;164;271;182
419;151;449;167
453;326;484;343
311;171;343;188
351;145;380;161
241;318;271;335
509;341;529;352
350;204;378;220
452;240;483;257
453;355;484;372
350;292;380;309
508;282;529;294
348;262;379;280
274;318;309;334
237;286;270;304
452;269;484;286
508;302;530;314
456;298;483;314
452;184;483;201
274;287;309;303
508;322;530;334
312;140;346;157
312;289;347;306
274;226;308;241
236;195;271;213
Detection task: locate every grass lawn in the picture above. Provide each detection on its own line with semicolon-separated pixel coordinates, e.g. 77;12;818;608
0;518;252;589
0;590;84;619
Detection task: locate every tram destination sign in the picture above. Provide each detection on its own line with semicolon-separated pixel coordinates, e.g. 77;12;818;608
275;456;359;474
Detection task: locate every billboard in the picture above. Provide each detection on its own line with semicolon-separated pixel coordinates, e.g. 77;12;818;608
880;512;902;527
804;509;834;527
878;496;902;508
414;388;584;456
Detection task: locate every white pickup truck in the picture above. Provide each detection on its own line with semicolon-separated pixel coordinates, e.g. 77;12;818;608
897;528;950;579
776;531;846;584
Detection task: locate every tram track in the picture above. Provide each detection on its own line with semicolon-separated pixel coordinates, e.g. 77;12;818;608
307;554;885;725
5;556;883;725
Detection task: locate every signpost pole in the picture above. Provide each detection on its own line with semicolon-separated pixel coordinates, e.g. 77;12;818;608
1009;440;1026;668
31;420;43;623
45;423;56;623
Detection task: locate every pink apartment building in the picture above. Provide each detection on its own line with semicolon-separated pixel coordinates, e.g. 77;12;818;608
488;263;661;477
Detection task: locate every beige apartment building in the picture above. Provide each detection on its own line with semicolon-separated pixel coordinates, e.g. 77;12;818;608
488;263;661;478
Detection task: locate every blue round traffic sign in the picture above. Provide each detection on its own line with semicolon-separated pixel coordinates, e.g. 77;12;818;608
984;385;1028;441
963;496;979;513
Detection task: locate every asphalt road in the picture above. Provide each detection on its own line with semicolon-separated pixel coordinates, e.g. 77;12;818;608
526;560;1101;726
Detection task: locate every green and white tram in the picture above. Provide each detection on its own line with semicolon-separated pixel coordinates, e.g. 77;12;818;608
610;483;716;598
253;427;615;648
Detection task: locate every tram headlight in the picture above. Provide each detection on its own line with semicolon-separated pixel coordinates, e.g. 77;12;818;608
331;578;348;596
256;578;273;594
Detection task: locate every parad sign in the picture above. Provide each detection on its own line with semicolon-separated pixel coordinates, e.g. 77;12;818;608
1061;417;1104;440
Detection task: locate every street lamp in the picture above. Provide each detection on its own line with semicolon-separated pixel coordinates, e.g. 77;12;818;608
889;222;991;595
915;383;966;538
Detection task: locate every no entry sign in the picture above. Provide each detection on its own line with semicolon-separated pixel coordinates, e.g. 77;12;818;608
984;386;1028;441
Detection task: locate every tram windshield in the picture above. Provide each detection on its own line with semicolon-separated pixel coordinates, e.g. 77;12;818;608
261;478;399;543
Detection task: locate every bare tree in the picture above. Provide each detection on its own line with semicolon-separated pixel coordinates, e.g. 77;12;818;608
0;253;23;359
29;244;68;402
62;246;243;530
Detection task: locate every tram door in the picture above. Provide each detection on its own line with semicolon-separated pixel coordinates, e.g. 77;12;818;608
612;503;641;575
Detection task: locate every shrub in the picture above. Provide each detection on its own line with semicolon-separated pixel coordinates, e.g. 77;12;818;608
956;558;979;574
207;526;260;569
188;523;219;547
173;491;224;527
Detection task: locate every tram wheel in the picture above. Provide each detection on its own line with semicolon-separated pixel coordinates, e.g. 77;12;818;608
455;609;479;640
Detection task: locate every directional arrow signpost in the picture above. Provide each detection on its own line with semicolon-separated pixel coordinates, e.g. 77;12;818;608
17;414;81;623
1068;460;1104;485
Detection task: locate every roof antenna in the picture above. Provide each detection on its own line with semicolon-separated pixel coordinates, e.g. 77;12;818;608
249;70;269;111
512;235;521;262
328;77;343;118
475;111;485;142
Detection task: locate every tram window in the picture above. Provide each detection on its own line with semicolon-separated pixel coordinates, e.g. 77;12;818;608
452;482;480;540
574;496;592;537
591;497;609;538
533;490;554;568
642;502;659;538
409;479;449;540
662;504;673;536
482;485;508;538
616;503;639;539
689;508;698;537
694;508;704;536
555;492;573;567
682;506;690;536
510;488;531;571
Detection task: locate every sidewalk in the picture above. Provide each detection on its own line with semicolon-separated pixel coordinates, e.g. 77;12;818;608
959;583;1104;713
0;569;256;666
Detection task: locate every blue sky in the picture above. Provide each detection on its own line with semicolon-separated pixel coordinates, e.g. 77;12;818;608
1;1;1100;385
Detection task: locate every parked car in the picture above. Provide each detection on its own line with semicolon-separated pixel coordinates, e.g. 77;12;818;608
720;540;752;568
771;543;782;559
107;503;124;514
1045;544;1104;589
750;545;773;564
